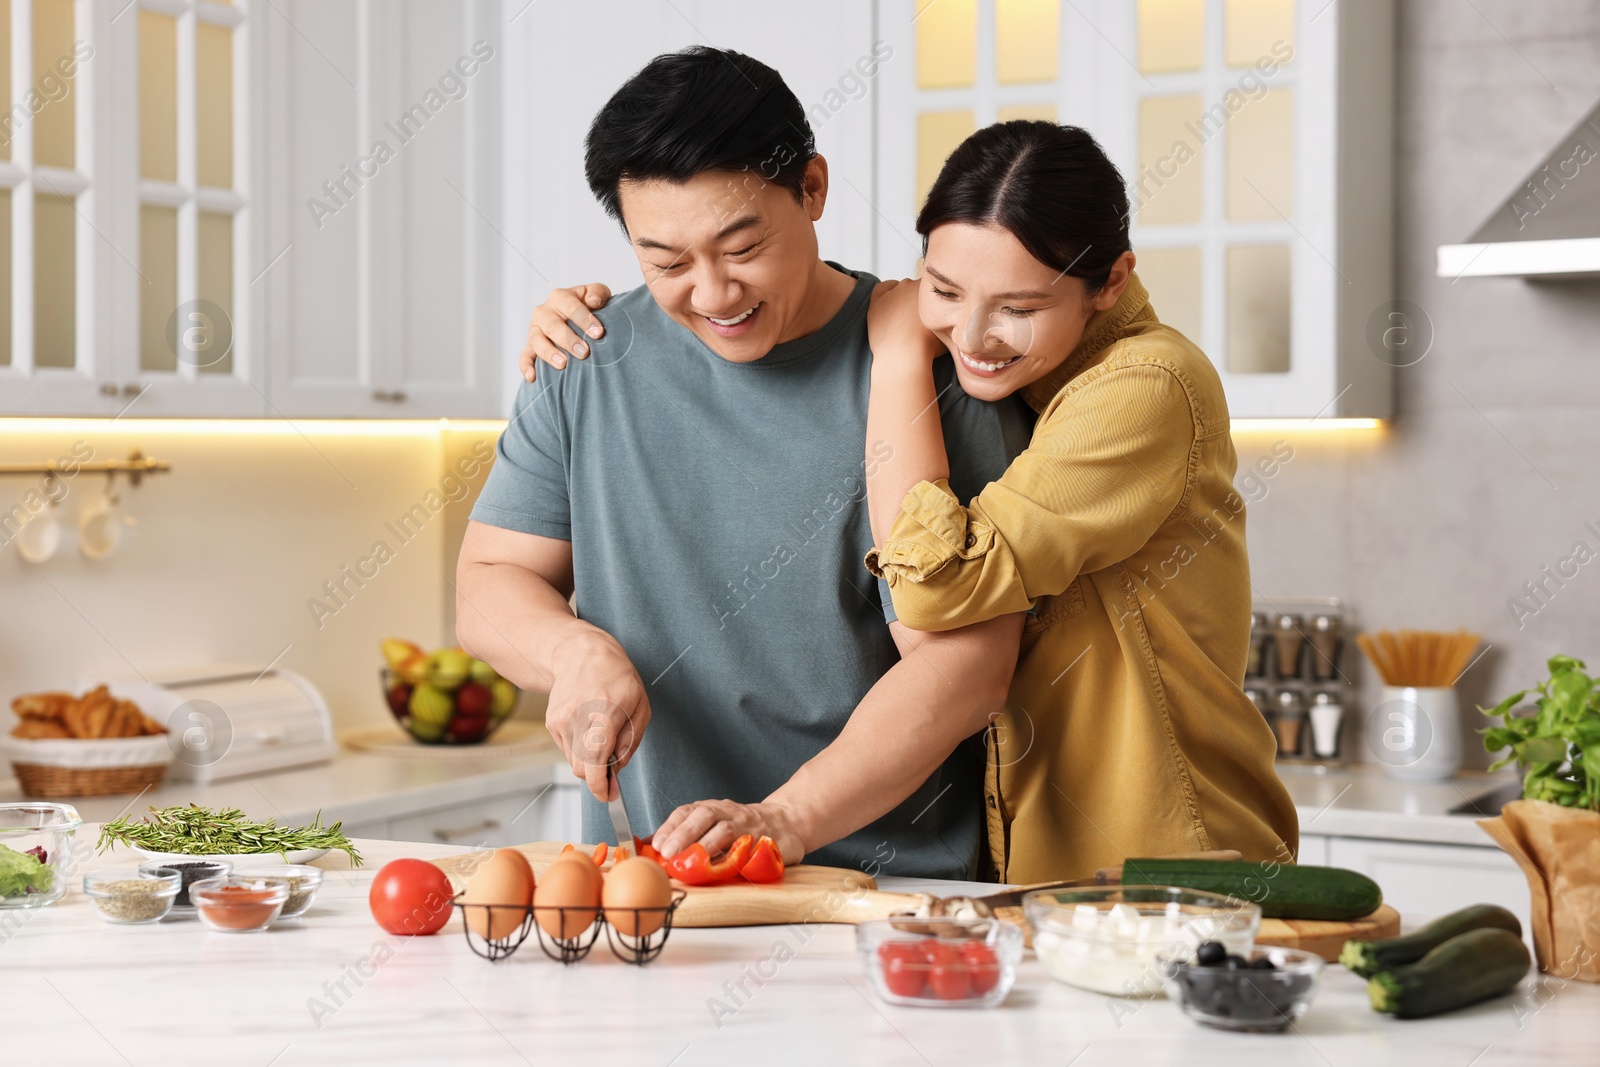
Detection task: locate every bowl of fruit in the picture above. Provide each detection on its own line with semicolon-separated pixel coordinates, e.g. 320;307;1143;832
380;639;520;745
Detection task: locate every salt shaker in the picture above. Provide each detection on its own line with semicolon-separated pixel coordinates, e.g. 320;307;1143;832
1309;690;1344;759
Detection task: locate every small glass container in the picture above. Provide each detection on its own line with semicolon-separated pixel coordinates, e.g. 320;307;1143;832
1309;690;1344;759
1023;885;1260;998
1272;689;1307;757
139;858;231;912
856;917;1022;1008
232;865;323;918
1246;612;1271;677
83;869;180;925
0;802;82;908
1273;614;1305;678
190;876;289;933
1308;614;1342;680
1162;945;1324;1031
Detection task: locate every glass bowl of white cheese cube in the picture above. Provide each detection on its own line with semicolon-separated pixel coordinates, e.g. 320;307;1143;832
1022;885;1260;997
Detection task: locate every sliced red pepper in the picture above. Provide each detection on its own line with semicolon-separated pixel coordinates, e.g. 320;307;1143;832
633;835;664;864
662;834;755;886
613;845;631;862
591;842;608;866
560;843;575;855
739;835;784;883
663;842;711;883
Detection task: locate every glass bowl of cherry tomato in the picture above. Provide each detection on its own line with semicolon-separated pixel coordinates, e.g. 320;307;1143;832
856;917;1023;1008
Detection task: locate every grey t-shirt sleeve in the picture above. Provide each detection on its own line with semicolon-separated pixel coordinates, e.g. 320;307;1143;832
469;379;573;540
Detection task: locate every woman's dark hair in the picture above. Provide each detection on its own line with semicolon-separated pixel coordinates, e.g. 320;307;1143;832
916;121;1130;294
585;47;816;228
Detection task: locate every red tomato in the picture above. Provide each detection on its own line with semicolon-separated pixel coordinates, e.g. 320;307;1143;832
928;962;972;1000
961;942;1000;994
878;941;922;965
921;939;962;966
883;954;927;998
369;858;455;936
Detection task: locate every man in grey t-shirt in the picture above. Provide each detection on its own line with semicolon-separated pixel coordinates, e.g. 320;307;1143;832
458;47;1031;878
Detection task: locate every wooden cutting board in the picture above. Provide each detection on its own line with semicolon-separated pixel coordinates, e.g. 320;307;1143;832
432;841;932;928
989;902;1400;963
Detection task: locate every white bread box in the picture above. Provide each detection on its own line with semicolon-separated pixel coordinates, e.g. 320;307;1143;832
99;666;336;784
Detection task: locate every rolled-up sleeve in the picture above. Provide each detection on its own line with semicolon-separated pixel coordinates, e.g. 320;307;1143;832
867;363;1198;632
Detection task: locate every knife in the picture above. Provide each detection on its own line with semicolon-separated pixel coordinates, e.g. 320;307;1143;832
607;764;634;856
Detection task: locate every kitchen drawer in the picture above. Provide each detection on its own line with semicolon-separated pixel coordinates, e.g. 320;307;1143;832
1327;837;1530;933
386;790;558;849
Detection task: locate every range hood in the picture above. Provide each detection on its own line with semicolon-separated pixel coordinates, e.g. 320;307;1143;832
1436;100;1600;280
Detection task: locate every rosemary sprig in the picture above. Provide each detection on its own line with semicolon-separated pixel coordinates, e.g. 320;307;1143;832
96;804;363;866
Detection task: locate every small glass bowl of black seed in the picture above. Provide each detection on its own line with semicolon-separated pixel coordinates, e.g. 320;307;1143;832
1161;941;1324;1032
139;859;232;915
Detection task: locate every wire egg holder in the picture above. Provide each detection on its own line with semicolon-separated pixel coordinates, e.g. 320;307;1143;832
454;890;688;965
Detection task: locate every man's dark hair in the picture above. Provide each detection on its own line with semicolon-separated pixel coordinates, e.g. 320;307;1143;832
918;121;1131;294
584;46;817;228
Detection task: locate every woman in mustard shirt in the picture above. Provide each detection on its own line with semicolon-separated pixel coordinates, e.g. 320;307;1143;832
862;121;1297;881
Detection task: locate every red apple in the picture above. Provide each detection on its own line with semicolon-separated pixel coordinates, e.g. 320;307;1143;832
385;682;413;720
456;681;492;717
448;710;491;743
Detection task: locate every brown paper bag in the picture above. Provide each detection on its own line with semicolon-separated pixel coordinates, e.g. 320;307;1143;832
1479;799;1600;982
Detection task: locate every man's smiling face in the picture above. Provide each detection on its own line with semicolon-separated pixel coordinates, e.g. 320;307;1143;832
618;160;829;363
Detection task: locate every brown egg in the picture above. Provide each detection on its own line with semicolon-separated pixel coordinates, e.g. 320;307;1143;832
534;854;603;939
461;848;535;941
602;857;673;937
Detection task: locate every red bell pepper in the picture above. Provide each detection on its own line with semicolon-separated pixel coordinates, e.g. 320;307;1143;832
661;834;756;886
591;842;608;866
739;835;784;883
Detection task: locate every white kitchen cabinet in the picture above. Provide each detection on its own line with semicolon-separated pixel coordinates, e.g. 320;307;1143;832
502;0;880;402
1296;832;1329;865
1327;836;1531;933
377;782;581;850
873;0;1394;419
262;0;502;419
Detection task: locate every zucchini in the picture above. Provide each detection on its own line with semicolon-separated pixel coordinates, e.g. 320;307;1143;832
1368;928;1530;1019
1340;904;1522;977
1121;858;1382;920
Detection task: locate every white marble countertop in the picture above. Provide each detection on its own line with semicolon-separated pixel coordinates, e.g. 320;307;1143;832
0;736;569;827
1279;763;1519;847
1;835;1590;1065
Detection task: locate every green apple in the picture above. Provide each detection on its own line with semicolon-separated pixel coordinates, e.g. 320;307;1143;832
409;683;454;727
425;648;473;691
408;716;447;742
468;658;500;685
489;678;518;720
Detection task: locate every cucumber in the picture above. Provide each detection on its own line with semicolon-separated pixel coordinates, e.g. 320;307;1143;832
1368;928;1530;1019
1340;904;1522;977
1121;858;1382;920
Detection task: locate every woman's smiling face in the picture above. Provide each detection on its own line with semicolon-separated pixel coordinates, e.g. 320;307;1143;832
918;222;1132;402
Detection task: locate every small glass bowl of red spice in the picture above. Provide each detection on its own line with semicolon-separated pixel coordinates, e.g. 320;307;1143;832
232;865;323;919
189;876;289;933
856;917;1023;1008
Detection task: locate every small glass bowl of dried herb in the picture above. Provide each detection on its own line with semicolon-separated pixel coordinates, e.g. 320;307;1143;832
233;865;323;918
190;876;289;933
83;869;181;925
138;859;232;912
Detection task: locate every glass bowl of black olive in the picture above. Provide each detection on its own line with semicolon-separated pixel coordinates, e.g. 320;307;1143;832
1161;941;1324;1032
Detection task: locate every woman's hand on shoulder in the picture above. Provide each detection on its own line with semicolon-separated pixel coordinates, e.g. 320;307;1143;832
868;278;944;372
519;283;613;383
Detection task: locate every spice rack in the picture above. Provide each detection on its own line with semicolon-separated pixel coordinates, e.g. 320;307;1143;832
1246;596;1352;765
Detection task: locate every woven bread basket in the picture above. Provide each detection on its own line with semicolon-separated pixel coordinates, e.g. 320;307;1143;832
7;736;173;798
